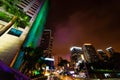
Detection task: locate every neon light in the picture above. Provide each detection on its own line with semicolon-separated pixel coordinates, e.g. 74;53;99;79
24;0;49;48
34;70;40;75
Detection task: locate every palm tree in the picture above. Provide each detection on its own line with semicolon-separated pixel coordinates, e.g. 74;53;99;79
0;16;17;35
0;0;30;28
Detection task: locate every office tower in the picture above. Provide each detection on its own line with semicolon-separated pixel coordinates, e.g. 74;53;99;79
39;29;53;57
97;49;108;62
39;29;54;70
106;47;115;57
83;43;99;63
70;46;83;63
0;0;49;70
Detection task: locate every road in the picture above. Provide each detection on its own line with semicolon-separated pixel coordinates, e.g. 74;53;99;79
59;75;85;80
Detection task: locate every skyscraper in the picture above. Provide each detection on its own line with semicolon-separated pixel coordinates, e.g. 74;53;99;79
39;29;54;70
97;49;108;62
70;46;83;63
106;47;115;57
0;0;49;69
83;43;99;63
39;29;53;57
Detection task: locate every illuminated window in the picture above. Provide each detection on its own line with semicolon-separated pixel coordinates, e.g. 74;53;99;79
8;28;22;37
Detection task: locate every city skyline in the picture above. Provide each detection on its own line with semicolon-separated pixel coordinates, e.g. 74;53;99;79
46;0;120;59
0;0;120;79
57;43;117;61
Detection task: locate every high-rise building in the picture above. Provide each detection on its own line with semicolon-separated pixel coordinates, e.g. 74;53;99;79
39;29;54;70
83;45;120;79
106;47;115;57
83;43;99;63
0;0;49;69
97;49;108;62
39;29;53;57
70;46;83;63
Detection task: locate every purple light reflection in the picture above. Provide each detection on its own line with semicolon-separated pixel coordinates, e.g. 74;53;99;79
0;60;30;80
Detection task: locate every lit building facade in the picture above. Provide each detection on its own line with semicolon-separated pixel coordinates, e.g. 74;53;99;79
97;49;108;62
83;45;120;79
0;0;49;69
70;46;83;63
39;29;53;57
39;29;54;70
106;47;115;57
83;43;99;63
70;44;120;79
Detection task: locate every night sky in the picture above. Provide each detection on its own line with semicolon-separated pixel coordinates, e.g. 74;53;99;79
46;0;120;60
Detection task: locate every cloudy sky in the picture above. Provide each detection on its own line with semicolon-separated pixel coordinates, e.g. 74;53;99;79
46;0;120;60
